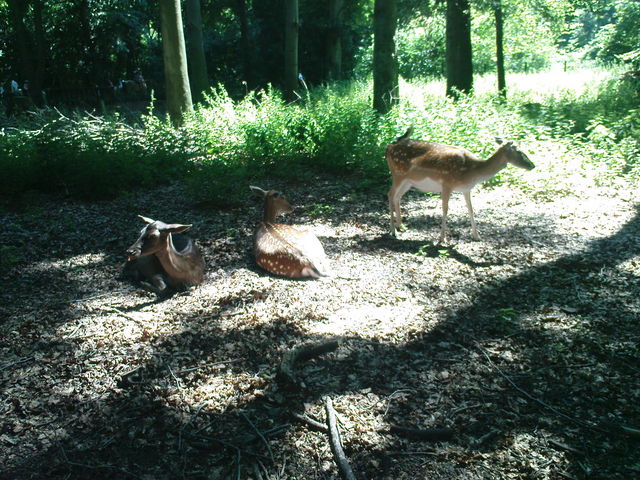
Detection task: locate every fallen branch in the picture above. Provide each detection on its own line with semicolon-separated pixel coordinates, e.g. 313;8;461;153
241;411;275;464
278;339;339;389
324;396;357;480
386;424;454;442
290;411;329;433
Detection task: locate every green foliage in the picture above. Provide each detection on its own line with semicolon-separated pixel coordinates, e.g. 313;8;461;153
0;245;24;274
0;111;191;200
1;68;637;206
396;17;446;79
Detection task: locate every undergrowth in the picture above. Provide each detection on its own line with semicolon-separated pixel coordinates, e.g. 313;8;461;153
0;67;637;205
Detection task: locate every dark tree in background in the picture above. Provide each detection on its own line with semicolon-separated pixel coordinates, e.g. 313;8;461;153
373;0;398;114
494;0;506;97
326;0;344;80
446;0;473;98
184;0;209;104
284;0;299;102
6;0;46;96
232;0;253;87
158;0;193;126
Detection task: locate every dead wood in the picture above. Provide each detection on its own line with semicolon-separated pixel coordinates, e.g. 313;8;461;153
386;424;454;442
290;411;329;433
277;339;339;388
324;396;357;480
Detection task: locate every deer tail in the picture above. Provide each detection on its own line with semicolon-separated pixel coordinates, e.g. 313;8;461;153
393;126;413;144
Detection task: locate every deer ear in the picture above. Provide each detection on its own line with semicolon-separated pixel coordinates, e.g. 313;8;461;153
164;224;192;234
250;185;267;197
138;215;155;224
494;137;504;145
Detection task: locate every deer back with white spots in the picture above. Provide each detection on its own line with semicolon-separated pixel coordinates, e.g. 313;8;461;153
250;186;330;279
386;127;535;243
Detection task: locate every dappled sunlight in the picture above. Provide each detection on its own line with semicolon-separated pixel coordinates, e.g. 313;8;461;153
307;301;425;339
29;252;108;273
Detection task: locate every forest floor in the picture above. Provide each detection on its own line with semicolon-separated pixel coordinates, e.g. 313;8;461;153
1;175;639;480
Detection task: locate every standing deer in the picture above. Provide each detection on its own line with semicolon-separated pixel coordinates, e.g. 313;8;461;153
387;127;535;242
123;215;205;296
250;186;330;279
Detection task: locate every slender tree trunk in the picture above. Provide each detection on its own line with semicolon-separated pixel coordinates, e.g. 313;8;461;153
284;0;299;102
234;0;253;88
494;0;506;97
326;0;344;81
445;0;473;99
6;0;33;86
184;0;209;104
373;0;398;114
159;0;193;126
32;0;47;96
78;0;93;85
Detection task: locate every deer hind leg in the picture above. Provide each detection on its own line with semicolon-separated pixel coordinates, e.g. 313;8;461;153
388;180;411;237
142;273;170;297
439;187;452;244
464;191;480;240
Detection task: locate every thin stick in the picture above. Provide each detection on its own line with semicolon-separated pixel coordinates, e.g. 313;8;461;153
324;396;357;480
174;358;244;374
387;425;454;442
0;356;34;372
241;411;275;464
477;344;609;434
278;340;339;388
290;411;329;433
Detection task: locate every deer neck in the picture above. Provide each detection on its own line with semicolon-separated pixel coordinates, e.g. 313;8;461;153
155;234;191;280
476;148;509;178
262;202;279;223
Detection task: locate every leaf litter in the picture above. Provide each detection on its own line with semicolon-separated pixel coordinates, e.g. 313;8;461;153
0;177;639;479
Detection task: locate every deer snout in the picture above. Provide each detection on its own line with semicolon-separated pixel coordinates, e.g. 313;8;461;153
126;246;142;261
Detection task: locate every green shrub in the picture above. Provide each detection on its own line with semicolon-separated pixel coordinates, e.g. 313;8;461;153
0;68;636;205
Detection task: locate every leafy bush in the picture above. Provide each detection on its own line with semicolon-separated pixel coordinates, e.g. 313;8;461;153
0;68;637;206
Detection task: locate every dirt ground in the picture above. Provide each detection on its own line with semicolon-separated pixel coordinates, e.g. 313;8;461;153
1;176;639;480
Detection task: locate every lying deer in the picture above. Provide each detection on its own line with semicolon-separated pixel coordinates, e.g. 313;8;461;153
123;215;205;296
387;127;535;242
250;186;330;279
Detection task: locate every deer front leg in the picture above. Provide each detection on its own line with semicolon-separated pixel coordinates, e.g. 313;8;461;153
464;191;480;240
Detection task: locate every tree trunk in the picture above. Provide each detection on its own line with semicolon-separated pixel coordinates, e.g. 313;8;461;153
373;0;398;114
32;0;47;97
78;0;93;85
494;0;506;97
326;0;344;81
284;0;299;102
446;0;473;99
234;0;253;88
184;0;209;104
159;0;193;127
6;0;34;87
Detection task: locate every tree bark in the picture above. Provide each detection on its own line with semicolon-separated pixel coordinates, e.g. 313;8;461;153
494;0;506;97
326;0;344;81
284;0;299;102
373;0;398;114
159;0;193;126
6;0;33;87
234;0;253;88
31;0;47;97
446;0;473;99
184;0;209;104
